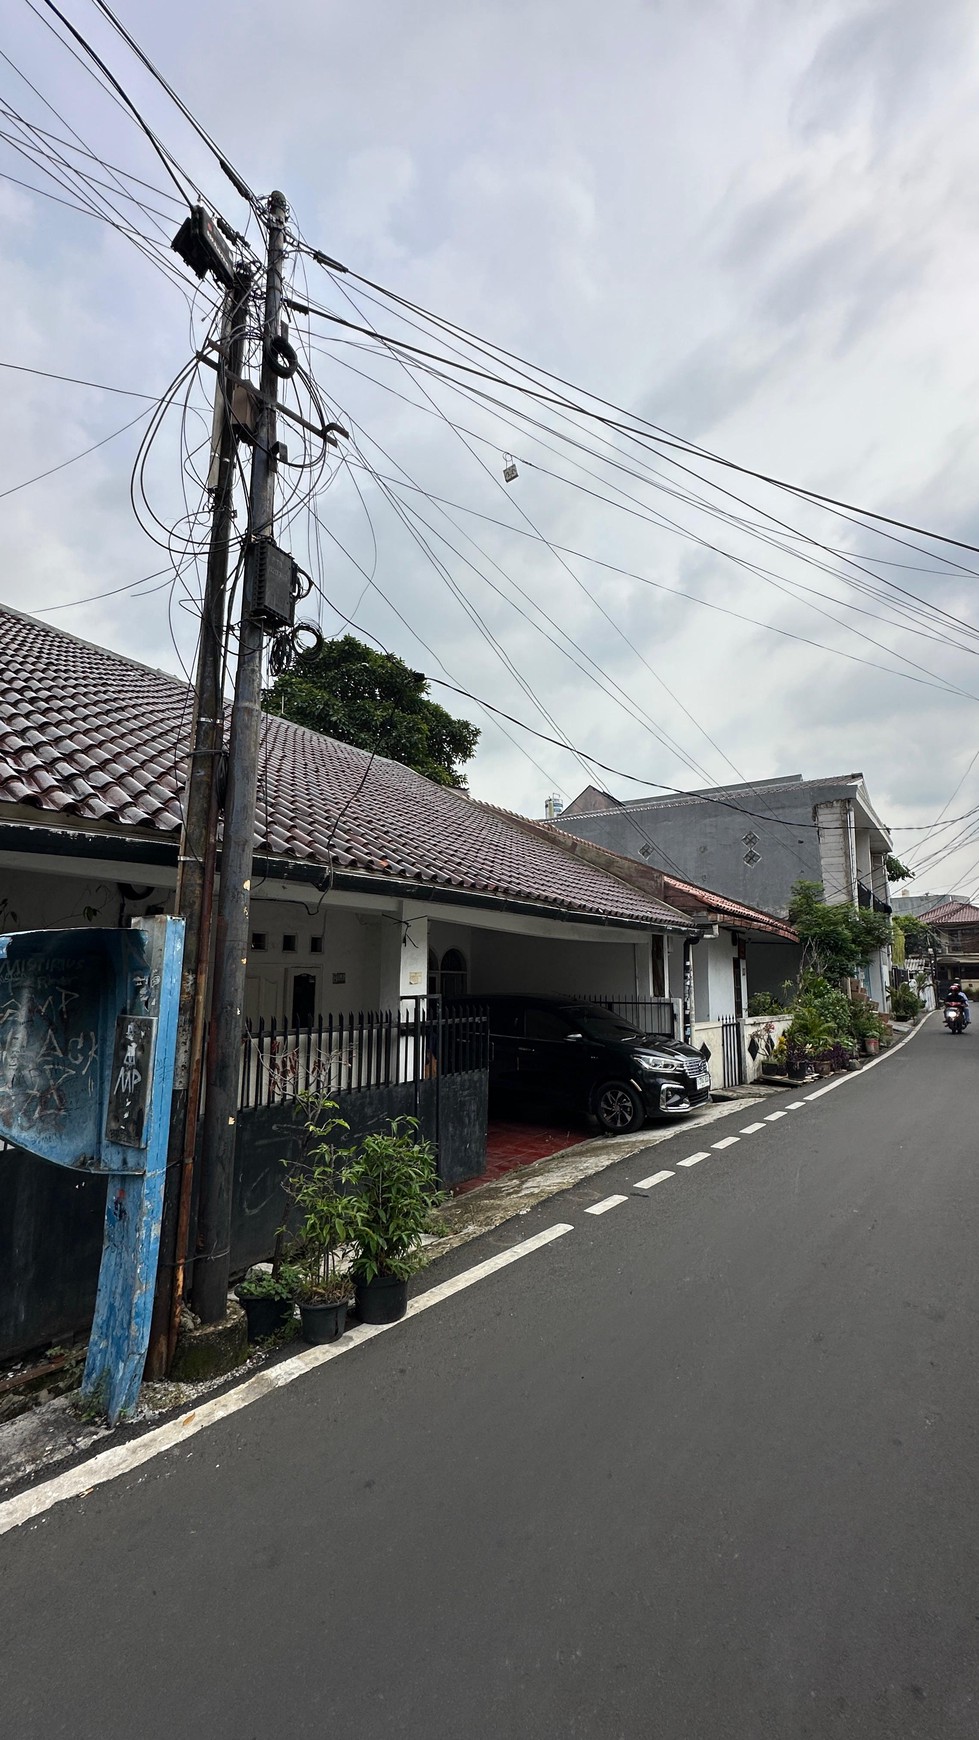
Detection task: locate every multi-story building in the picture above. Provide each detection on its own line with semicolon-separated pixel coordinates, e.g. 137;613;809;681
554;772;894;1007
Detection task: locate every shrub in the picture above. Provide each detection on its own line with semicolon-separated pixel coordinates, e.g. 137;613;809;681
342;1117;443;1284
890;983;922;1021
747;992;784;1016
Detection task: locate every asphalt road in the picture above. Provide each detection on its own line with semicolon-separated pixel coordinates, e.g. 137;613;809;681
4;1015;979;1738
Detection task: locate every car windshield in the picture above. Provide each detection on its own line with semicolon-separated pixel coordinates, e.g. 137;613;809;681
567;1007;649;1043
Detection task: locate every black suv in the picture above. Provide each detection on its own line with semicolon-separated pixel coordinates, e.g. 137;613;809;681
455;995;710;1134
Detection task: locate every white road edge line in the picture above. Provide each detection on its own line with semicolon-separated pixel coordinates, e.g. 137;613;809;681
740;1122;765;1134
678;1150;711;1166
712;1136;739;1151
634;1169;675;1190
585;1194;629;1215
0;1222;574;1539
804;1014;928;1100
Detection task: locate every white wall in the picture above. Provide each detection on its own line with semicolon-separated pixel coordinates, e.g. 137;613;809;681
469;930;642;998
0;864;168;932
706;932;738;1018
816;799;857;905
245;899;385;1023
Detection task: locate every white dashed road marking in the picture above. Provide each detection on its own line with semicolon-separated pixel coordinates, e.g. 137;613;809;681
712;1136;740;1151
740;1122;765;1134
634;1169;675;1190
585;1194;629;1215
765;1111;787;1122
786;1101;806;1110
678;1151;711;1167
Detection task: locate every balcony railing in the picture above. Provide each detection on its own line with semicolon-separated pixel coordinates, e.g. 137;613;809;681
857;882;892;916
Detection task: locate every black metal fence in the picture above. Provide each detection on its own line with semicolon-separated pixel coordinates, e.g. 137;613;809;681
567;995;676;1037
720;1015;746;1089
240;997;489;1110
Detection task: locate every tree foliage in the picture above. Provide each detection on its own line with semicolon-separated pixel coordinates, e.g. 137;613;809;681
892;913;930;954
788;880;891;983
265;635;479;788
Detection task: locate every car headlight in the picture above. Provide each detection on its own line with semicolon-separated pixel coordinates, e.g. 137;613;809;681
637;1054;685;1073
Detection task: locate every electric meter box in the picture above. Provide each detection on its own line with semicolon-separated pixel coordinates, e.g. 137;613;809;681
246;538;297;629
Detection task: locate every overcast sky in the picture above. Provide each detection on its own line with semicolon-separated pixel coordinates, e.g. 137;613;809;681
4;0;979;898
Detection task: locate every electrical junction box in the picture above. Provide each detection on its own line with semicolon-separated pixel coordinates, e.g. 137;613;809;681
171;205;238;291
246;539;297;629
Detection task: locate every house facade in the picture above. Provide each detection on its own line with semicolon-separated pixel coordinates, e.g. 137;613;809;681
0;606;703;1033
496;814;799;1077
915;900;979;999
554;772;893;1007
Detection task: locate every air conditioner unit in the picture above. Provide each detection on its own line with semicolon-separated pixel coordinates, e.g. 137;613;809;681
246;539;297;629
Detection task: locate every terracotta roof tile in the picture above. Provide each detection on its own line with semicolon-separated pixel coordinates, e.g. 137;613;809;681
0;606;688;928
918;900;979;927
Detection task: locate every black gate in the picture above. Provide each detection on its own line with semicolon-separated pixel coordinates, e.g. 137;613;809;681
568;995;675;1037
720;1016;746;1089
0;1000;490;1361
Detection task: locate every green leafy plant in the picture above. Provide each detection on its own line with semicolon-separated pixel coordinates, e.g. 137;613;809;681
236;1264;302;1302
283;1099;356;1304
789;881;891;985
886;856;914;883
891;983;922;1021
747;992;785;1016
264;634;480;788
786;1006;836;1058
342;1117;443;1284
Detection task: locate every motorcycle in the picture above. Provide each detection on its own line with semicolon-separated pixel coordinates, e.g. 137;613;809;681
944;1001;967;1035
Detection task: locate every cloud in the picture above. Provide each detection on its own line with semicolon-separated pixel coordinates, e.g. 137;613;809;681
3;0;979;892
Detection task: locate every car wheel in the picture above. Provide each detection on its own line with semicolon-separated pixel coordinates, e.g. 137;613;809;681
594;1080;644;1134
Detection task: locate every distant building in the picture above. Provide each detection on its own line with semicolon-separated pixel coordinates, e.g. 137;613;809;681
916;899;979;997
891;891;965;918
554;772;894;1007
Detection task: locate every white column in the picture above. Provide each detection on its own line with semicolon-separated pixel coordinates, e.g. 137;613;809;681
378;901;429;1010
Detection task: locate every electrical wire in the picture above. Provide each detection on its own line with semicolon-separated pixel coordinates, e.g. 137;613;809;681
0;403;154;503
0;359;160;398
298;250;979;562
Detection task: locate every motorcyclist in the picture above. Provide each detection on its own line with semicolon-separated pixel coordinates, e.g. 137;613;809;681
946;982;971;1026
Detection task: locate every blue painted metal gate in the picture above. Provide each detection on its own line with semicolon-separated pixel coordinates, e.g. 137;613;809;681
0;917;183;1421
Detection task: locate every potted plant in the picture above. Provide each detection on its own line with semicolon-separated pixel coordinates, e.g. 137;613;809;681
849;1001;884;1056
284;1101;355;1345
785;1008;834;1078
343;1117;442;1325
761;1034;787;1077
236;1259;301;1343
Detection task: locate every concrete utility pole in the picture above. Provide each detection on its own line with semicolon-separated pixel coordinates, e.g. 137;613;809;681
193;190;290;1324
146;271;252;1379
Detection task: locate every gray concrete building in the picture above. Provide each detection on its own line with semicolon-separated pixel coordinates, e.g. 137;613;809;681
554;772;894;1006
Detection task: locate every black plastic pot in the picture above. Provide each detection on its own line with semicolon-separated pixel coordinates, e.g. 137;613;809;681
236;1291;295;1343
354;1273;409;1324
299;1300;349;1345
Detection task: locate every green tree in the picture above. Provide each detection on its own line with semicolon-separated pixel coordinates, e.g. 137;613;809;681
264;635;479;788
893;913;931;955
788;880;891;984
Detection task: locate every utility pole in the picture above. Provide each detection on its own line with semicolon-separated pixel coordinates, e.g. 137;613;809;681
145;270;252;1379
193;190;290;1323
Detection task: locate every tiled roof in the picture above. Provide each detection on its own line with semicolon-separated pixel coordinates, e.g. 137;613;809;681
0;606;687;928
487;805;796;940
917;900;979;928
660;873;798;941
